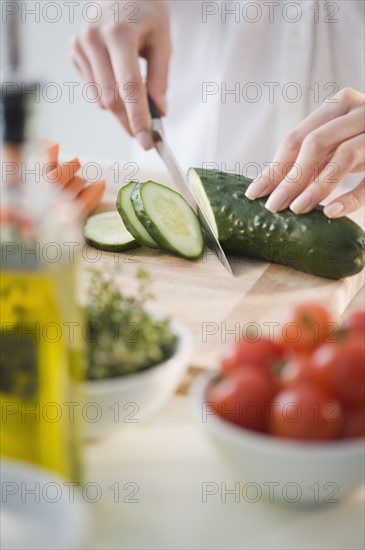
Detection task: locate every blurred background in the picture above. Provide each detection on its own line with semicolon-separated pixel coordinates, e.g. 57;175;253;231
1;0;161;169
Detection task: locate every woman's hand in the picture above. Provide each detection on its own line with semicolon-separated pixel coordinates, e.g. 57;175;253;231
71;1;171;149
246;87;365;218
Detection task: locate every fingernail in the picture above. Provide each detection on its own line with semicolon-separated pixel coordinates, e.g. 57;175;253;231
290;190;313;214
136;131;154;151
265;188;289;212
323;202;344;219
245;177;269;200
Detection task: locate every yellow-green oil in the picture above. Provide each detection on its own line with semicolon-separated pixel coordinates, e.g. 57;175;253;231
0;264;83;482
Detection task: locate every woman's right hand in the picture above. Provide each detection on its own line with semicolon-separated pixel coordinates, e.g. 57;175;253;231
71;1;171;149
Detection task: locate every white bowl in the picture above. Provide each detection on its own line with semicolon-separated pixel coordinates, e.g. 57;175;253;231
83;319;193;440
0;460;89;550
190;372;365;505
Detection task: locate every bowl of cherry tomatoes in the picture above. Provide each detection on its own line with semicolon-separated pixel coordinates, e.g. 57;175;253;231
191;304;365;505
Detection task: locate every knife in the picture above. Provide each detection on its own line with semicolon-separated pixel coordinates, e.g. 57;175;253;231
148;96;233;275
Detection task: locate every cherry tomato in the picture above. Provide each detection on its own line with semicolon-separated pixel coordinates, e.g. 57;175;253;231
281;302;333;352
341;406;365;438
220;338;285;376
269;386;343;441
206;368;274;432
311;337;365;406
341;310;365;338
279;353;317;390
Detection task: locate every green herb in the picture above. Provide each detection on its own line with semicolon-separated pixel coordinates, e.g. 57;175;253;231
83;267;177;380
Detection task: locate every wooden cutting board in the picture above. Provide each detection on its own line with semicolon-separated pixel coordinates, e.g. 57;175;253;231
79;167;364;370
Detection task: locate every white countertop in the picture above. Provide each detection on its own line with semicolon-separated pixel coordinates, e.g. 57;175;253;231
83;395;365;550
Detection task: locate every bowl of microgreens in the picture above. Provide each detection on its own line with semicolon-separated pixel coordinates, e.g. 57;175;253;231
82;268;193;440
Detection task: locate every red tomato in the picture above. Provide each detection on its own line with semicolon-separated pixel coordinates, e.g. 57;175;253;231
341;406;365;439
220;338;285;376
281;302;333;352
341;310;365;338
269;386;343;441
206;368;274;432
279;353;317;390
311;337;365;407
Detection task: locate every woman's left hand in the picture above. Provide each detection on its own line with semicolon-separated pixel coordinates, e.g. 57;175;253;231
245;87;365;218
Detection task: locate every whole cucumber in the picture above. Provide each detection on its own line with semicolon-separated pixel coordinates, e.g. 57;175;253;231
188;168;365;280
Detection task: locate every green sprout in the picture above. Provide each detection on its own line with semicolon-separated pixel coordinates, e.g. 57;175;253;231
83;266;176;380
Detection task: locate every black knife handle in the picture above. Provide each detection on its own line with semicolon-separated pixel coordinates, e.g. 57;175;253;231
148;94;161;119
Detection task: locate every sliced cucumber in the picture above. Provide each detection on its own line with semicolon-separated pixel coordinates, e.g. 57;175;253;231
83;210;140;253
131;181;204;259
116;182;159;248
187;168;219;238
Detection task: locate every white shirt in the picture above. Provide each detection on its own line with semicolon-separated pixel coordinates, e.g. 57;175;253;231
163;0;365;179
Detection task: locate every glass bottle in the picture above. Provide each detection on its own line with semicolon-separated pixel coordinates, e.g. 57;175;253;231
1;87;84;484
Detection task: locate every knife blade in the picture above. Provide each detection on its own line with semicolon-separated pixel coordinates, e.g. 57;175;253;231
148;96;233;275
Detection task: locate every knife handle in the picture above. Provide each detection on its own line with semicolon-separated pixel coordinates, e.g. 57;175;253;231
148;95;161;120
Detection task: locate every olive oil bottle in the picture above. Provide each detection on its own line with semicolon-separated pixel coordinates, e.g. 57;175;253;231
1;81;84;482
0;191;84;482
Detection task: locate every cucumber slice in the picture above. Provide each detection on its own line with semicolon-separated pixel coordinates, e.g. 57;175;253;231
116;182;159;248
131;181;204;259
83;210;140;253
187;168;219;238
